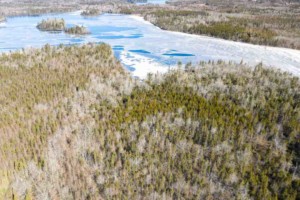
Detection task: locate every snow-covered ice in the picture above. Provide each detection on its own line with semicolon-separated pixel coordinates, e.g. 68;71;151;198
0;12;300;78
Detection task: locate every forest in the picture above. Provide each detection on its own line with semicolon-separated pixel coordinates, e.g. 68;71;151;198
0;44;299;199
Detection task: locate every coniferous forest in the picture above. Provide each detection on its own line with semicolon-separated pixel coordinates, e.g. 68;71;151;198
0;44;299;199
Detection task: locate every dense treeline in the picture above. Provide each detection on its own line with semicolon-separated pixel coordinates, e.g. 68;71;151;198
188;22;277;45
0;44;299;199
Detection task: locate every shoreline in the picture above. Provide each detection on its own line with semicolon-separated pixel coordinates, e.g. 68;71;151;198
1;11;300;78
130;14;300;55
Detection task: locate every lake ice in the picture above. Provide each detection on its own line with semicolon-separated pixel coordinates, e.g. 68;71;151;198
0;11;300;78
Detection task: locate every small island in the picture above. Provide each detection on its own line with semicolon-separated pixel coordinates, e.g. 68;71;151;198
81;9;101;16
65;25;90;35
36;18;90;35
36;18;66;31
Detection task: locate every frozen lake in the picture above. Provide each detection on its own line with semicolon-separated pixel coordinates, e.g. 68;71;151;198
0;11;300;78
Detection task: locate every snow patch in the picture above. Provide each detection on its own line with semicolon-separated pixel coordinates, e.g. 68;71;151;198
120;51;173;79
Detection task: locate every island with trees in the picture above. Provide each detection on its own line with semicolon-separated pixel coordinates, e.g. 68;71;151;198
65;25;90;35
36;18;66;32
81;8;101;16
37;18;90;35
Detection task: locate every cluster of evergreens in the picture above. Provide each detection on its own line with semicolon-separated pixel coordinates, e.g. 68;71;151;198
0;44;299;199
